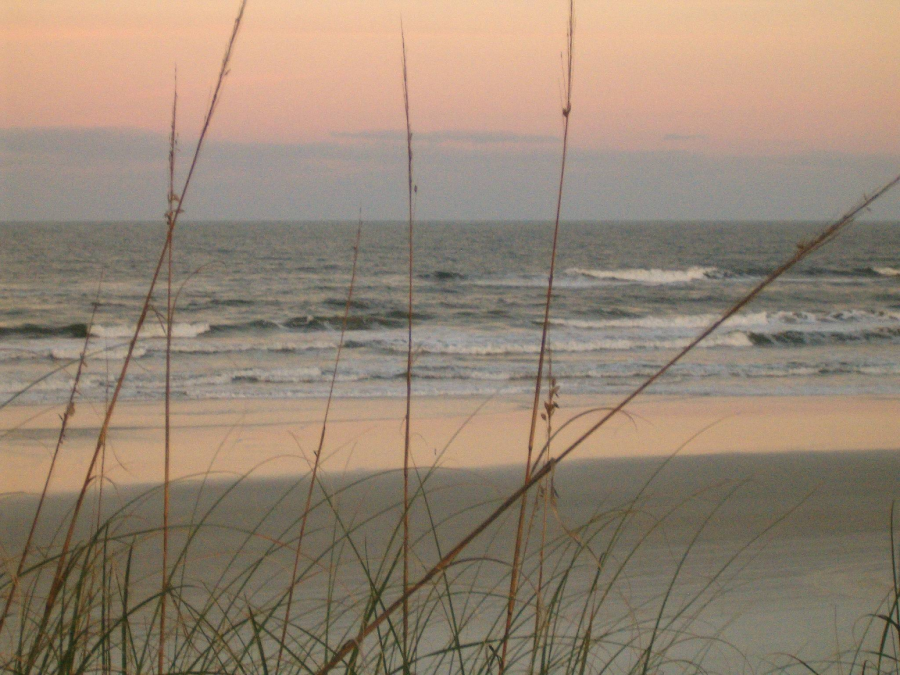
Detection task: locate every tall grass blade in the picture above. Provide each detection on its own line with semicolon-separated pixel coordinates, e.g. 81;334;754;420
158;69;178;675
501;1;574;670
401;22;415;674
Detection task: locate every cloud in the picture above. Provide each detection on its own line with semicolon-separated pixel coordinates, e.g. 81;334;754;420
330;130;406;143
2;126;899;221
1;126;163;163
331;129;557;146
420;130;557;145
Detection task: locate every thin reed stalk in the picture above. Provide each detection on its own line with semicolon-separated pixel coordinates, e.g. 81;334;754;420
275;216;364;671
500;1;575;671
0;285;100;637
530;362;558;674
400;23;415;673
312;172;900;675
21;4;246;671
158;71;178;675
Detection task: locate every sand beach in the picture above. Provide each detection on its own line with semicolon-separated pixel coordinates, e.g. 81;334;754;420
0;393;897;494
1;393;898;670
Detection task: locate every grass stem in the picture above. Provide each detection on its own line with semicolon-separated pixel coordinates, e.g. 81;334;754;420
158;70;178;675
500;2;574;671
401;23;415;674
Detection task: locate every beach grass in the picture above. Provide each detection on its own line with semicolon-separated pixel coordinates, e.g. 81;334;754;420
2;456;899;674
1;1;900;673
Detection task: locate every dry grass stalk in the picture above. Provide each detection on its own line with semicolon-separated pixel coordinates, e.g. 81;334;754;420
158;70;178;675
275;217;364;672
312;173;900;675
500;1;575;670
531;365;559;673
0;286;100;638
21;4;247;670
401;22;415;672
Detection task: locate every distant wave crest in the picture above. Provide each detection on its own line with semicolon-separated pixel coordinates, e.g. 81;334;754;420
565;266;721;285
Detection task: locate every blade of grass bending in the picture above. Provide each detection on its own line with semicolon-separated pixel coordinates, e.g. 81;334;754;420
22;5;247;672
0;282;100;637
501;1;574;671
275;217;364;671
158;69;178;675
875;502;900;673
313;173;900;675
400;22;415;674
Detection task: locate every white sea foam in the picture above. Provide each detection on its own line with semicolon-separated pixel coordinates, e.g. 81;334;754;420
550;312;770;331
465;275;599;290
550;309;900;334
164;337;340;355
859;364;900;376
51;345;146;360
390;331;753;356
565;266;720;285
90;322;211;339
873;266;900;277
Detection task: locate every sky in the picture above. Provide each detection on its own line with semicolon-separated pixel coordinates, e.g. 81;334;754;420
2;0;899;221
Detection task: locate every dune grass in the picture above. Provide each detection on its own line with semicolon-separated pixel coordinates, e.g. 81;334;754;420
2;1;900;673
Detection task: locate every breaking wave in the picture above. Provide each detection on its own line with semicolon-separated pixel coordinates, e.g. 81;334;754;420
565;266;722;285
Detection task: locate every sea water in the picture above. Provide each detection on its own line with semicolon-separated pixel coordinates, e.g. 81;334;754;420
1;220;898;404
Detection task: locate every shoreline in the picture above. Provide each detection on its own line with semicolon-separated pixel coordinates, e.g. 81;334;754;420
1;393;898;494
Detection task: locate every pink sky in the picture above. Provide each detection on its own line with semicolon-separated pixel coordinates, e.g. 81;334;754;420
3;0;899;156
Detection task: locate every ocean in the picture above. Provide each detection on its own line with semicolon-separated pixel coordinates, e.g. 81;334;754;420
1;220;898;405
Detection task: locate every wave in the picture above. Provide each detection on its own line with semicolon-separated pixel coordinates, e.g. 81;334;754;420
208;312;417;335
420;270;467;282
549;312;768;331
90;323;211;339
0;322;214;341
550;309;900;332
465;275;600;290
230;367;323;384
284;312;418;331
565;266;722;285
456;264;895;288
797;265;900;279
747;326;900;347
183;298;256;311
322;298;371;310
371;330;752;356
50;345;147;360
166;338;339;355
0;323;89;339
